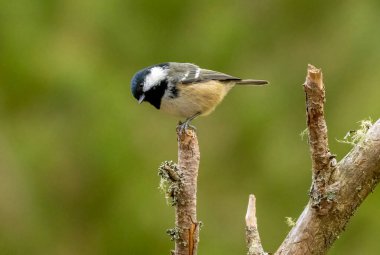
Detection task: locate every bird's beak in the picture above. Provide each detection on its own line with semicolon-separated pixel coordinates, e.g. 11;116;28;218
138;94;145;104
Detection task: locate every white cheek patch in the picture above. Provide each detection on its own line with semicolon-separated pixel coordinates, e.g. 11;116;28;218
143;66;168;92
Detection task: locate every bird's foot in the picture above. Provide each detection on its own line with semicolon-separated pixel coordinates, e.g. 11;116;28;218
178;120;196;134
177;113;200;134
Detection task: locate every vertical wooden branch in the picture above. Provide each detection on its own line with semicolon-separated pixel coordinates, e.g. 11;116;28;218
245;195;266;255
175;128;200;255
303;65;335;210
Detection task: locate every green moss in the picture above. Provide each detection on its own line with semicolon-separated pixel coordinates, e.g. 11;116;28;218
326;191;337;202
166;227;181;241
336;118;373;146
158;160;182;206
300;128;309;141
285;217;296;227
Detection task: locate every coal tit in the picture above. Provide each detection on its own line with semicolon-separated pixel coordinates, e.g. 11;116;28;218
131;62;268;129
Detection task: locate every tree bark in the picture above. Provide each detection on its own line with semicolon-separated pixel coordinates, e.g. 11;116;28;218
303;65;336;210
174;128;200;255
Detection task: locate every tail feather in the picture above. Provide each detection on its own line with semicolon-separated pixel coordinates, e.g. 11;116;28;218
236;79;269;85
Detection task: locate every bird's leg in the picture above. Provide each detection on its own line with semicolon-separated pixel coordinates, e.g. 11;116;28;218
178;112;201;133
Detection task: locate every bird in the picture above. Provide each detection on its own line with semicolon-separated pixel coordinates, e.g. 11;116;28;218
131;62;268;130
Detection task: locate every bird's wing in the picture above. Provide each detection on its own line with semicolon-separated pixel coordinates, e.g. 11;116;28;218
173;64;240;84
182;69;241;84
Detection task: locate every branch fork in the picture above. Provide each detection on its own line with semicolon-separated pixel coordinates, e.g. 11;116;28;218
245;64;380;255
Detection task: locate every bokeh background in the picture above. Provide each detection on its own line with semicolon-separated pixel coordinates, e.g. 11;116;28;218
1;0;380;254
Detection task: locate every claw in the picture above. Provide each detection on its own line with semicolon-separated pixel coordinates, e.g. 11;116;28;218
178;121;196;134
178;113;200;134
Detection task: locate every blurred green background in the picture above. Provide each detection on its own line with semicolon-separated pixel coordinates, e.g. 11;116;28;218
1;0;380;254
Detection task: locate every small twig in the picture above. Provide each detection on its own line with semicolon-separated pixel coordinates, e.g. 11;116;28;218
245;195;266;255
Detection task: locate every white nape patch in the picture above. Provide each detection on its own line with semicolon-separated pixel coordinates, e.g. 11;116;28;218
181;71;190;81
194;68;201;79
143;66;168;92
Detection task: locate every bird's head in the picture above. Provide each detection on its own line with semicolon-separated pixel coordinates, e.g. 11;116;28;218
131;63;169;109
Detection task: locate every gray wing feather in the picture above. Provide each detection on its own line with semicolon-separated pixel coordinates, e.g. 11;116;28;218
182;69;241;84
195;69;240;82
168;63;240;84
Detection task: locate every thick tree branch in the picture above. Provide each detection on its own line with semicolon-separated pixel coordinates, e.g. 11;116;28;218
276;119;380;254
174;128;200;255
274;65;380;255
245;195;266;255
